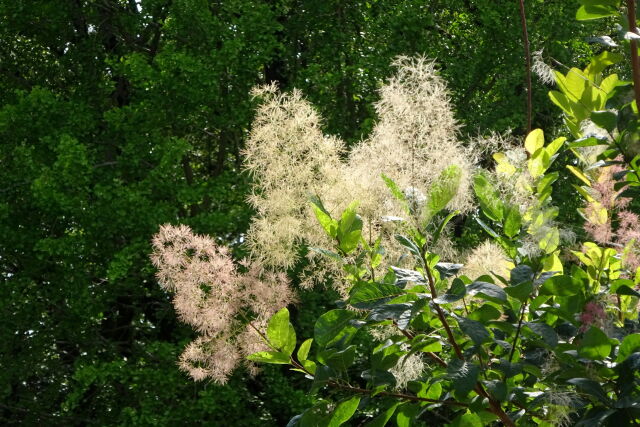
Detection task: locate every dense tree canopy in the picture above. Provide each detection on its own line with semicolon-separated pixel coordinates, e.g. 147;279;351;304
0;1;601;425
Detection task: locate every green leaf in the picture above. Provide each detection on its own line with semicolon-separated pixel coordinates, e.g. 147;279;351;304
349;282;405;309
411;338;443;353
525;128;545;155
545;136;566;157
310;196;338;239
485;380;508;402
337;201;363;253
591;110;617;132
473;172;504;221
567;165;591;186
617;333;640;362
454;314;492;345
567;378;611;404
549;90;573;115
426;165;461;217
567;137;607;149
525;322;559;348
314;309;359;348
299;397;359;427
434;278;466;304
467;281;508;303
505;281;533;303
576;0;620;21
372;341;404;370
510;265;533;285
493;359;522;378
468;304;501;323
298;339;313;362
247;350;290;364
381;174;409;214
267;308;296;356
475;216;499;239
433;210;459;245
434;262;463;279
320;345;356;371
389;267;426;288
579;326;612;360
614;284;640;298
503;205;522;238
536;172;559;198
395;235;421;257
450;412;483;427
308;247;343;262
422;382;442;400
539;227;560;254
540;275;581;296
395;404;421;427
587;50;624;77
365;403;400;427
528;148;551;178
447;359;480;396
369;303;414;326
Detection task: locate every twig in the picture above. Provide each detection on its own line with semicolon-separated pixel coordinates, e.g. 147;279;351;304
509;299;529;363
327;382;468;407
419;248;515;426
518;0;533;133
626;0;640;113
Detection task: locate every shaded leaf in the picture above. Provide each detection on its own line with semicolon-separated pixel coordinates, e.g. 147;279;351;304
315;310;359;348
349;282;405;309
454;314;491;345
567;378;611;404
467;281;508;303
447;359;480;396
525;322;559;348
579;326;611;360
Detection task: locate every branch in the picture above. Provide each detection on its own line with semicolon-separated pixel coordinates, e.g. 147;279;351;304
627;0;640;113
327;382;468;407
518;0;533;133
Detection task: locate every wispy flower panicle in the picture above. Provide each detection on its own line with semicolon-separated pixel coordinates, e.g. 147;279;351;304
243;57;477;288
532;49;556;86
582;162;640;270
151;224;295;383
462;240;511;282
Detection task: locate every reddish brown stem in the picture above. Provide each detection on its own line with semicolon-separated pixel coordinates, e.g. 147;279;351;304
518;0;533;133
420;250;514;426
627;0;640;112
421;258;465;360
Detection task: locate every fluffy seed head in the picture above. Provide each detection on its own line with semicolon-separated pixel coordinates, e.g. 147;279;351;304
151;224;295;383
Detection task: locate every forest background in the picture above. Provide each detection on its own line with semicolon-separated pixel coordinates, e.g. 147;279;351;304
0;0;610;425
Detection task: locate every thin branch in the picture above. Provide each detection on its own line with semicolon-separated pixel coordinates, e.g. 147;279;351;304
509;299;529;363
394;322;447;368
327;382;468;407
627;0;640;112
518;0;533;133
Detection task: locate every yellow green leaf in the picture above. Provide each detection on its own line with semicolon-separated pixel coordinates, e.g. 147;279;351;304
566;165;591;186
525;129;544;155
